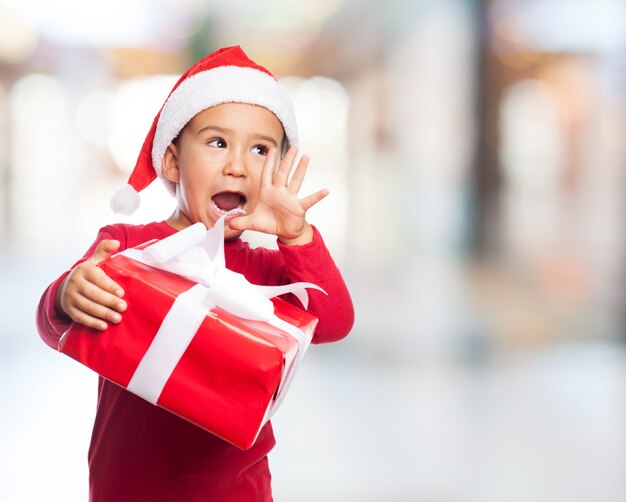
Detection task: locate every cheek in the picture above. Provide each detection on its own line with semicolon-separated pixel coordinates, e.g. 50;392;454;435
182;143;224;164
246;155;266;178
248;153;268;171
180;152;219;181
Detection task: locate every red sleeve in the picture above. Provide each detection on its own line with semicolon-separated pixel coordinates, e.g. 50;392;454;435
35;226;124;350
275;226;354;344
36;271;72;349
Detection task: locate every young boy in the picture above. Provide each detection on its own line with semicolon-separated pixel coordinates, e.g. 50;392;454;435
36;46;354;502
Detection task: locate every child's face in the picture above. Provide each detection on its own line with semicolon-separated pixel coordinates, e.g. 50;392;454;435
163;102;284;238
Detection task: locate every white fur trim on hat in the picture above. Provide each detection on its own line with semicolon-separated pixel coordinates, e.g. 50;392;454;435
110;183;141;215
152;66;298;196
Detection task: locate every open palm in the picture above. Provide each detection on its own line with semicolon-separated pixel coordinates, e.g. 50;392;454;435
228;147;328;244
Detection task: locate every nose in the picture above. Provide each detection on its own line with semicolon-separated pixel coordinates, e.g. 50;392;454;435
223;148;248;177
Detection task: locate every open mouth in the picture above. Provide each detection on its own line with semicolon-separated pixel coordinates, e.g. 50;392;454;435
211;191;247;216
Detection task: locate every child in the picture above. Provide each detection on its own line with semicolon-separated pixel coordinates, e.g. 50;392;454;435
36;46;354;502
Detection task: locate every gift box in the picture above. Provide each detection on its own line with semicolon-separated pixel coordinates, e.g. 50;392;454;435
58;218;321;450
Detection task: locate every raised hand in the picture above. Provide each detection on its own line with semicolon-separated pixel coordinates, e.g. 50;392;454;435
55;239;127;331
228;147;328;245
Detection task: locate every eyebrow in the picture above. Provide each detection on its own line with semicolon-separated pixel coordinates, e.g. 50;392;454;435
195;125;280;148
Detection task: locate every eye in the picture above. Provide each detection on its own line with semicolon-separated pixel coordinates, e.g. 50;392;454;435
207;138;227;148
251;144;269;155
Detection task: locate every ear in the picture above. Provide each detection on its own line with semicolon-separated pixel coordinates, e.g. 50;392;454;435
162;143;181;183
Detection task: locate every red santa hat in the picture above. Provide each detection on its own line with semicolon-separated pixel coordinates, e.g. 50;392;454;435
110;45;299;215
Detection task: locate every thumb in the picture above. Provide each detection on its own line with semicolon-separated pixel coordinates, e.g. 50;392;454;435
91;239;120;263
226;214;252;232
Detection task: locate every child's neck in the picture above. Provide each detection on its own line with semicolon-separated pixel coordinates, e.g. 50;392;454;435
166;210;193;231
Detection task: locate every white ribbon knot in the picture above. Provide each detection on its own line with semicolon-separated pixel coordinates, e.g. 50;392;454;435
121;216;324;420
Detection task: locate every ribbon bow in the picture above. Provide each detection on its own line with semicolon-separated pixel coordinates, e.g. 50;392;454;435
128;216;324;320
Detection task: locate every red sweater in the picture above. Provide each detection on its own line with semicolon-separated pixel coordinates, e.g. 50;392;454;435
36;221;354;502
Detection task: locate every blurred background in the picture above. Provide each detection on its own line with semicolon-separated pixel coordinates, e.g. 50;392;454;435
1;0;625;500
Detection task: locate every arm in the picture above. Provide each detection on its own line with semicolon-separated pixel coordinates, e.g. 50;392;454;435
277;226;354;344
36;272;73;350
36;227;127;349
221;147;353;341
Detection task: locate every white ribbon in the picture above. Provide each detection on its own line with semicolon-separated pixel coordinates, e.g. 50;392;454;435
123;216;324;424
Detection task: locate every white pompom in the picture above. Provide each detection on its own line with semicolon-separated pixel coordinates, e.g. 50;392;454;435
110;184;141;215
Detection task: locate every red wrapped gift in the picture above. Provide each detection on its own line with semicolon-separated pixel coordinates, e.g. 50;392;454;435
58;219;321;450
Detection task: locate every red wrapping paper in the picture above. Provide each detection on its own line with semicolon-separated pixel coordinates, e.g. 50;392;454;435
58;251;318;450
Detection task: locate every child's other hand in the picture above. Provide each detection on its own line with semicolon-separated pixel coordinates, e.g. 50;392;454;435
228;147;329;245
55;239;127;331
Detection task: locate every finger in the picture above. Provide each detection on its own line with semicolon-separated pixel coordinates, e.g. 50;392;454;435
66;306;111;331
67;296;123;330
78;280;127;313
260;148;278;188
73;294;123;324
287;155;310;195
91;239;120;263
300;188;330;211
85;266;125;298
226;214;254;233
273;147;297;187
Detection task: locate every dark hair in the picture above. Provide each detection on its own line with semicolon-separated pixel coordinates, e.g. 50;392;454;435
171;129;183;147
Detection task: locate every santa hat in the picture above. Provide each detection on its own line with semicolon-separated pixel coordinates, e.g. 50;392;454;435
110;45;299;215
